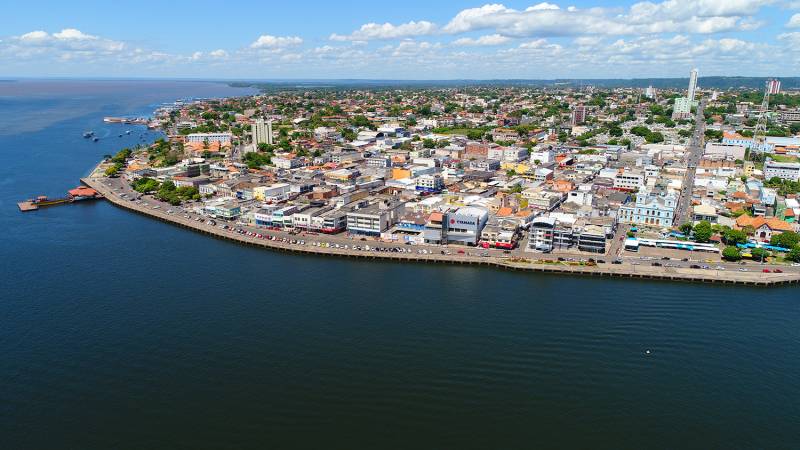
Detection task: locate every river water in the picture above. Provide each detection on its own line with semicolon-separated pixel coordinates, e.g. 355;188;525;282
1;80;799;449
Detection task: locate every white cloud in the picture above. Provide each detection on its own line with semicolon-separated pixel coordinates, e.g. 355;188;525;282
788;13;800;27
330;20;437;41
52;28;97;40
452;34;511;46
9;28;125;55
441;1;768;37
250;35;303;49
209;49;228;58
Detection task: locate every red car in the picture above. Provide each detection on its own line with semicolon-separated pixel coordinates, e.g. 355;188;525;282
762;269;771;273
773;269;783;273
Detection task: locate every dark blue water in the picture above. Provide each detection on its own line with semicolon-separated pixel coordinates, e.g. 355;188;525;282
2;80;800;449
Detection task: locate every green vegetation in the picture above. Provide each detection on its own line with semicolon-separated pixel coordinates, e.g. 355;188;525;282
131;177;160;193
155;180;200;206
764;177;800;196
722;246;742;261
722;229;748;245
244;151;272;169
787;245;800;263
750;247;770;261
692;221;713;243
771;231;800;249
678;222;693;236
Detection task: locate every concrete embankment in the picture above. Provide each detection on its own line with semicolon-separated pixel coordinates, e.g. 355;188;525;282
81;176;800;287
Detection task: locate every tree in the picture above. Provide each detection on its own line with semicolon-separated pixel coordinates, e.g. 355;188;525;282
787;245;800;263
679;222;693;236
422;139;436;149
693;220;713;243
722;246;742;261
645;132;664;143
723;229;748;245
750;247;770;261
770;231;800;249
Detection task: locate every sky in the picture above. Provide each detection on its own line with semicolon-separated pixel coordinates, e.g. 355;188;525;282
2;0;800;79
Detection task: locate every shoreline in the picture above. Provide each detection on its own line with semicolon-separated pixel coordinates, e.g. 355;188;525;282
80;172;800;287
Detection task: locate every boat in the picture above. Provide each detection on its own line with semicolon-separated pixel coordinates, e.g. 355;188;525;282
83;131;94;138
125;130;132;135
93;137;99;142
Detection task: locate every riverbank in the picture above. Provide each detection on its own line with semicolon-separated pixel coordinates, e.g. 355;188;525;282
81;173;800;287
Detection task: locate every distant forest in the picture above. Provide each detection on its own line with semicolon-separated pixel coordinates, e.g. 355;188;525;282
230;77;799;92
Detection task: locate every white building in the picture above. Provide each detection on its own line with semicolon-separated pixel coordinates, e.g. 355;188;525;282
618;190;677;227
186;132;233;144
704;142;746;160
614;170;645;191
252;118;273;145
445;207;489;246
764;160;800;182
688;68;698;102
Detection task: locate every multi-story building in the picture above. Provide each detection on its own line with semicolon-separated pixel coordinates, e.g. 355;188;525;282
571;106;586;126
251;118;273;145
687;68;698;102
416;174;445;193
617;190;677;227
346;200;405;236
672;97;692;120
764;160;800;182
185;132;233;144
613;170;645;191
766;78;781;95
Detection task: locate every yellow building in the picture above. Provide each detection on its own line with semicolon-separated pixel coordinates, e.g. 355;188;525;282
392;168;412;179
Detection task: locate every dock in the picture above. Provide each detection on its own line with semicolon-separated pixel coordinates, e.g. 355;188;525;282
81;174;800;287
17;187;102;212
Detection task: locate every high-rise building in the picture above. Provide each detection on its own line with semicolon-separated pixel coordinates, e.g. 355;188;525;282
672;97;692;120
252;117;273;145
766;79;781;95
571;106;586;126
687;68;698;102
644;85;656;99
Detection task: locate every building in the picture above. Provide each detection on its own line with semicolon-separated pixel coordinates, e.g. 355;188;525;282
613;170;645;191
704;142;746;160
526;216;609;253
687;68;698;102
253;183;291;202
764;160;800;182
618;190;677;227
528;217;571;252
252;118;273;145
571;106;587;126
672;97;692;120
766;78;781;95
735;215;794;242
185;132;233;144
416;174;445;193
346;200;405;236
444;207;489;246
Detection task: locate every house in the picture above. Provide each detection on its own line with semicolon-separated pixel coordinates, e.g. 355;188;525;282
735;215;794;242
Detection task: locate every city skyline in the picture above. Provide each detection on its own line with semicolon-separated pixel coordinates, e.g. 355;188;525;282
3;0;800;79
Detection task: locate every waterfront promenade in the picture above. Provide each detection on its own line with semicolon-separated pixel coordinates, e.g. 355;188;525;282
81;173;800;287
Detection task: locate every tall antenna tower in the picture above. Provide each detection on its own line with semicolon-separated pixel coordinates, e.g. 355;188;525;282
752;81;771;152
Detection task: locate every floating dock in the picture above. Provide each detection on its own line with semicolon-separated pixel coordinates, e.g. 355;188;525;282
17;187;102;212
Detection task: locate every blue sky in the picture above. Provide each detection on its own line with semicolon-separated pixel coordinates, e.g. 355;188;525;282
3;0;800;79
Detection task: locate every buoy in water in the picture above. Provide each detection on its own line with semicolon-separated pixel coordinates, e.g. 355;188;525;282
645;349;651;355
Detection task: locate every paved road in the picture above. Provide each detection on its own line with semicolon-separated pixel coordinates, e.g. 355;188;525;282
93;174;800;277
674;99;707;225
